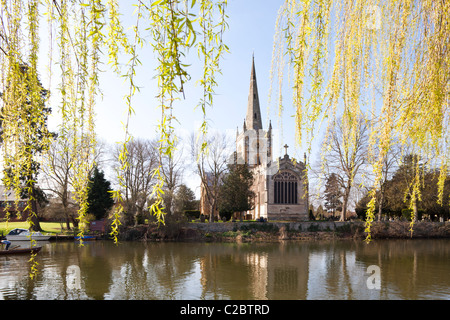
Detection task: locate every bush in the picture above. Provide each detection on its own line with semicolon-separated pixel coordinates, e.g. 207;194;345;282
402;208;423;221
222;231;239;237
135;212;150;225
219;211;232;222
184;210;200;220
355;206;367;220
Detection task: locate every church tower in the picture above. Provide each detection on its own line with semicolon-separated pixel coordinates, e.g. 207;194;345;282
236;56;272;168
230;54;309;222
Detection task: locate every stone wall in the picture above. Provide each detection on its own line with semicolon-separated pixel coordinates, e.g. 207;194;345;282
186;220;359;233
122;221;450;241
267;204;309;221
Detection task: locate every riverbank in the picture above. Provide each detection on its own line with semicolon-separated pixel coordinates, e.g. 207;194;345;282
118;220;450;242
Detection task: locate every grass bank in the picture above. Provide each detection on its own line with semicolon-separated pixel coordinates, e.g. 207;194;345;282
0;221;75;236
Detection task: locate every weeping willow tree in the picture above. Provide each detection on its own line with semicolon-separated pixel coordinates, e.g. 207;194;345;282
0;64;53;233
0;0;228;252
0;0;54;278
271;0;449;242
0;0;447;271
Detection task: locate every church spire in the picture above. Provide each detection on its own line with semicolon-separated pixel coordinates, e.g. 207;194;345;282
246;55;263;131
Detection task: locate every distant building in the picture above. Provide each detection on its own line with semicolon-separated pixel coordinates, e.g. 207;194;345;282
0;186;30;221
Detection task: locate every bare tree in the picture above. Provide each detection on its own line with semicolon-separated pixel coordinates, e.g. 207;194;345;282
41;136;75;229
113;138;158;226
191;131;231;222
375;141;402;221
159;141;185;217
40;134;106;229
321;116;369;221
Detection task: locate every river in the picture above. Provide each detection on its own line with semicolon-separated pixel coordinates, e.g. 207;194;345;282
0;239;448;300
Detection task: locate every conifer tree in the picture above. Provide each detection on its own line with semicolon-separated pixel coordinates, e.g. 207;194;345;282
87;166;114;220
175;184;197;214
218;163;255;220
324;173;343;218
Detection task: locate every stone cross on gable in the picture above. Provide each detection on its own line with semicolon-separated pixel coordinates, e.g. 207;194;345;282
284;144;289;156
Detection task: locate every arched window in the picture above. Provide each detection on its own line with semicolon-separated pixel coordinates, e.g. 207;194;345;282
273;171;298;204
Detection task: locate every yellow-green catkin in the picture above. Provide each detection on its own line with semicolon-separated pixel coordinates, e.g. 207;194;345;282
1;1;229;245
271;0;450;242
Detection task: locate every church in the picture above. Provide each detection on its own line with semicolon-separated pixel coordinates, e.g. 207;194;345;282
233;56;309;221
199;57;309;221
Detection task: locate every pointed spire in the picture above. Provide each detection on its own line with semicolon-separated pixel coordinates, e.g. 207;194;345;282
251;52;256;80
246;55;263;131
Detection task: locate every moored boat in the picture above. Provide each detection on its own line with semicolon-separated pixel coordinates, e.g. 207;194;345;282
74;235;97;240
6;228;51;241
0;246;42;255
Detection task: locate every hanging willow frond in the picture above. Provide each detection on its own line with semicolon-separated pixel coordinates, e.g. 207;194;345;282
1;0;229;249
272;0;450;242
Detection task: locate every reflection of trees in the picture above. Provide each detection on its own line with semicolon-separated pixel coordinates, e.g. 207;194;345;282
324;244;342;296
1;242;91;299
142;243;199;298
80;243;113;299
194;242;310;300
1;257;39;299
198;244;254;299
341;250;354;299
354;240;450;299
1;240;448;299
104;242;308;299
307;241;359;299
1;242;310;299
305;241;386;299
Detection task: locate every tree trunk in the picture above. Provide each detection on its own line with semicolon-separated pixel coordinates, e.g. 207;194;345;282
26;175;42;232
29;196;42;232
71;216;79;228
209;201;215;223
378;189;384;221
340;187;351;221
62;190;71;230
63;203;72;230
340;198;347;221
65;217;71;230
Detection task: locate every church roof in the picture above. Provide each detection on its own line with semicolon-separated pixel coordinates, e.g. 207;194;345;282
0;186;26;202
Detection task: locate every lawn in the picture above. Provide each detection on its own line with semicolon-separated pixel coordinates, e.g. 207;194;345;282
0;221;75;236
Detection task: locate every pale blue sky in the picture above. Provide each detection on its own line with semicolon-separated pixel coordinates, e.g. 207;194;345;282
80;0;311;157
45;0;321;194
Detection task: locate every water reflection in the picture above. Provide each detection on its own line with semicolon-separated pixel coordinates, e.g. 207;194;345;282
0;240;448;300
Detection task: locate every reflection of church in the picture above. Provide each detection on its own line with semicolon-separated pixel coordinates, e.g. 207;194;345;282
234;57;309;221
197;243;310;300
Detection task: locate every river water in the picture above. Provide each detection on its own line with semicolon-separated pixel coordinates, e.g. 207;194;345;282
0;239;448;300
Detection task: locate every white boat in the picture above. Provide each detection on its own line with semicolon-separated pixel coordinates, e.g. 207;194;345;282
6;228;51;241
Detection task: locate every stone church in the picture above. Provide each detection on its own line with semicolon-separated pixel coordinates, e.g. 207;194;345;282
234;57;309;221
199;57;309;221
